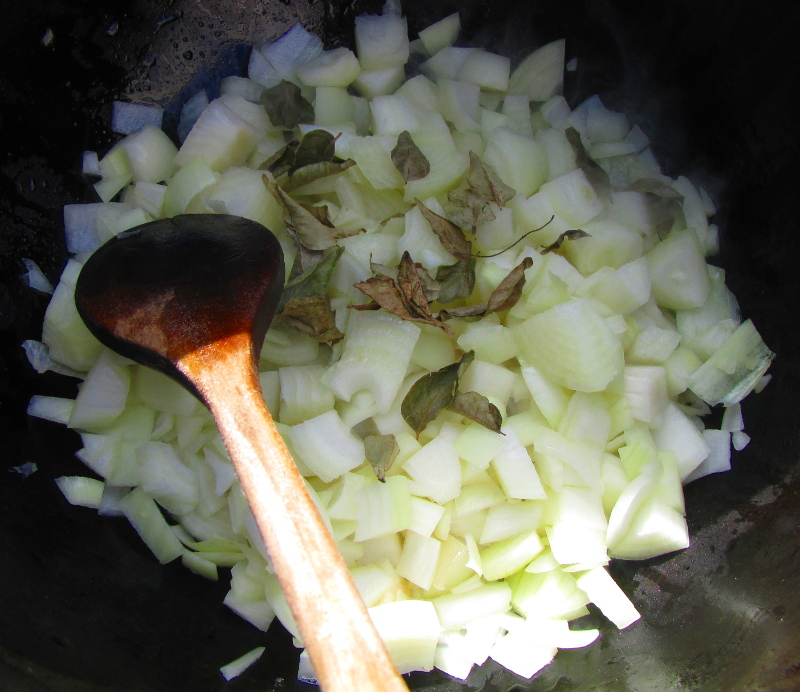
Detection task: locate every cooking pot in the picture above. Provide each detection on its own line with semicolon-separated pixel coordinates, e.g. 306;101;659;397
2;1;800;690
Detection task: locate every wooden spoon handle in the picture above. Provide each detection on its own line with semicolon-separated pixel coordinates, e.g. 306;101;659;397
180;340;409;692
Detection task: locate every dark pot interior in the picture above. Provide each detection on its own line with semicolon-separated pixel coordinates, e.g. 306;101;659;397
2;1;800;690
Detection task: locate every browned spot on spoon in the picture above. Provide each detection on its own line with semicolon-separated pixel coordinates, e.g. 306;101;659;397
75;214;408;692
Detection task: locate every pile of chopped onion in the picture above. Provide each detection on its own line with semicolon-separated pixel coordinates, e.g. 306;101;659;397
30;1;774;685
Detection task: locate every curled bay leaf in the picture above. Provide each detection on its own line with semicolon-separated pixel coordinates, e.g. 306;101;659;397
465;151;516;209
397;251;433;319
446;152;516;231
436;256;476;305
391;131;430;182
565;127;611;197
401;351;475;437
261;80;314;129
364;434;399;482
416;264;441;304
353;253;453;335
260;140;300;176
415;200;472;258
487;256;534;312
265;177;363;250
293;244;324;275
540;229;590;254
447;391;503;434
284;159;356;192
279;246;344;311
352;275;402;312
441;256;533;318
279;296;344;344
447;185;497;231
292;129;338;172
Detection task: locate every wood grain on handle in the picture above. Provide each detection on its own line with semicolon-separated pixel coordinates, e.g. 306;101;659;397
179;336;409;692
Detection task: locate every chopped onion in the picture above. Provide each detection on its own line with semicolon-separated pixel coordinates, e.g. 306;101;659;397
36;7;775;685
220;647;265;681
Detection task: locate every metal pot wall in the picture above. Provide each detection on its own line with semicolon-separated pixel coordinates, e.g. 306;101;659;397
2;1;799;690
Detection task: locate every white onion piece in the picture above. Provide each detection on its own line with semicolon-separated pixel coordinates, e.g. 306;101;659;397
456;50;510;92
219;76;263;103
418;13;460;57
515;299;624;393
286;410;365;483
262;23;323;80
55;476;104;509
351;65;406;98
21;258;53;294
732;431;751;451
118;125;178;184
296;47;361;87
247;47;280;88
177;90;209;143
684;429;731;483
220;647;266;681
369;600;441;674
575;567;640;629
27;395;74;425
355;13;409;71
82;150;101;177
174;99;259;172
508;39;565;102
422;47;476;82
98;484;130;517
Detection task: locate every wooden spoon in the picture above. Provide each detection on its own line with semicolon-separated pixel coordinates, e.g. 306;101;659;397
75;214;409;692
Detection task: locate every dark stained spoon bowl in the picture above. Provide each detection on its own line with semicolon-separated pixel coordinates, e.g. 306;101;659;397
2;1;800;691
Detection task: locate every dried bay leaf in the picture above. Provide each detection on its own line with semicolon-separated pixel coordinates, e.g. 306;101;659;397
441;257;532;318
353;275;406;313
391;131;430;182
292;129;338;171
364;434;399;482
293;244;324;274
279;246;344;311
436;256;476;305
261;80;314;129
401;351;475;437
447;184;498;231
283;159;356;192
540;229;590;254
397;251;433;319
416;264;441;304
260;140;299;176
486;256;534;313
265;177;363;250
353;252;451;334
279;296;344;344
445;152;515;231
565;127;611;197
465;151;516;209
447;391;503;434
415;200;472;258
353;261;453;335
